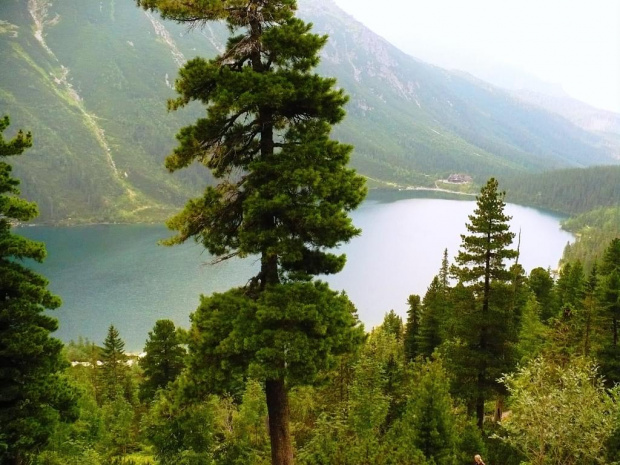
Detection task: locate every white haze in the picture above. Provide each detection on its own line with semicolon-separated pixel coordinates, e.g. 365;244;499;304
332;0;620;114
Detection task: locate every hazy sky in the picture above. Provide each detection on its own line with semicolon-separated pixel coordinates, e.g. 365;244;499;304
332;0;620;113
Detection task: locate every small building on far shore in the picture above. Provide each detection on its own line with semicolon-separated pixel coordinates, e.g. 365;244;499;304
446;173;473;184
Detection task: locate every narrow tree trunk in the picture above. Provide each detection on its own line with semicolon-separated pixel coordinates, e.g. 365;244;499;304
476;235;491;429
494;396;504;422
476;372;485;429
266;378;294;465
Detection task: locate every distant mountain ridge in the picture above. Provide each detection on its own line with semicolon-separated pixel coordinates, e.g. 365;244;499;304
0;0;617;223
510;89;620;155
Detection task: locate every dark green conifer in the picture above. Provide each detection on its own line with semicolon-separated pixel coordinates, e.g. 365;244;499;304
400;359;456;465
136;1;366;462
515;294;548;362
381;309;404;340
582;264;599;356
377;315;408;428
404;294;421;361
556;261;585;319
139;319;186;402
439;248;450;290
417;276;447;359
0;116;77;463
600;238;620;275
450;177;518;428
100;325;132;403
528;267;557;321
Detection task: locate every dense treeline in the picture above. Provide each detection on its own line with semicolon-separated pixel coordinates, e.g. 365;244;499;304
561;206;620;271
501;165;620;215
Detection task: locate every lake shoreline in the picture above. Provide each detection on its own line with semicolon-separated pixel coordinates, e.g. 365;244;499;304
15;187;572;228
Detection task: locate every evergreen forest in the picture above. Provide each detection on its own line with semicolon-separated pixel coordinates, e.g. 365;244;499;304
1;1;620;464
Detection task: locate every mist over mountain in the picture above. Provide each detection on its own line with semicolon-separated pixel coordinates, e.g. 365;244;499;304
510;89;620;154
0;0;617;223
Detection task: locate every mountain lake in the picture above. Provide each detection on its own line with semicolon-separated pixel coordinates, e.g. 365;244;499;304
19;192;574;351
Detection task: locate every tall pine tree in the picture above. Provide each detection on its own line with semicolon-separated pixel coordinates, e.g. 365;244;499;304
136;2;366;462
0;116;77;463
451;177;518;428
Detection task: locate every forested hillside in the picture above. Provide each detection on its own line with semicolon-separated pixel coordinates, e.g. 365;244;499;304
0;0;219;223
502;165;620;215
560;206;620;270
1;0;618;223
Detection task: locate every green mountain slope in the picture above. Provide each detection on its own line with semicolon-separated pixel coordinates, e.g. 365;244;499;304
0;0;217;223
0;0;617;223
303;0;617;180
512;88;620;158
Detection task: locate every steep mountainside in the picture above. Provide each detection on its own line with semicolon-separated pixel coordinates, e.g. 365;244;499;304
0;0;617;223
0;0;222;223
511;89;620;158
303;0;618;181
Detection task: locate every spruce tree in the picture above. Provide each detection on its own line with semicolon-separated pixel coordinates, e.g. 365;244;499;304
137;0;366;462
516;294;548;363
404;294;421;361
381;309;404;340
547;261;587;362
528;267;557;321
100;325;131;403
451;177;518;428
401;359;457;465
417;276;447;359
601;240;620;348
601;238;620;276
139;319;186;402
439;248;450;290
556;260;585;319
0;116;77;463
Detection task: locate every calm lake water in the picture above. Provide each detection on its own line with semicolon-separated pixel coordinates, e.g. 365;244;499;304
20;193;574;351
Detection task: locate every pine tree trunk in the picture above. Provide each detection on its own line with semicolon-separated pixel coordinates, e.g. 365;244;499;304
476;236;491;429
476;373;485;429
266;378;294;465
